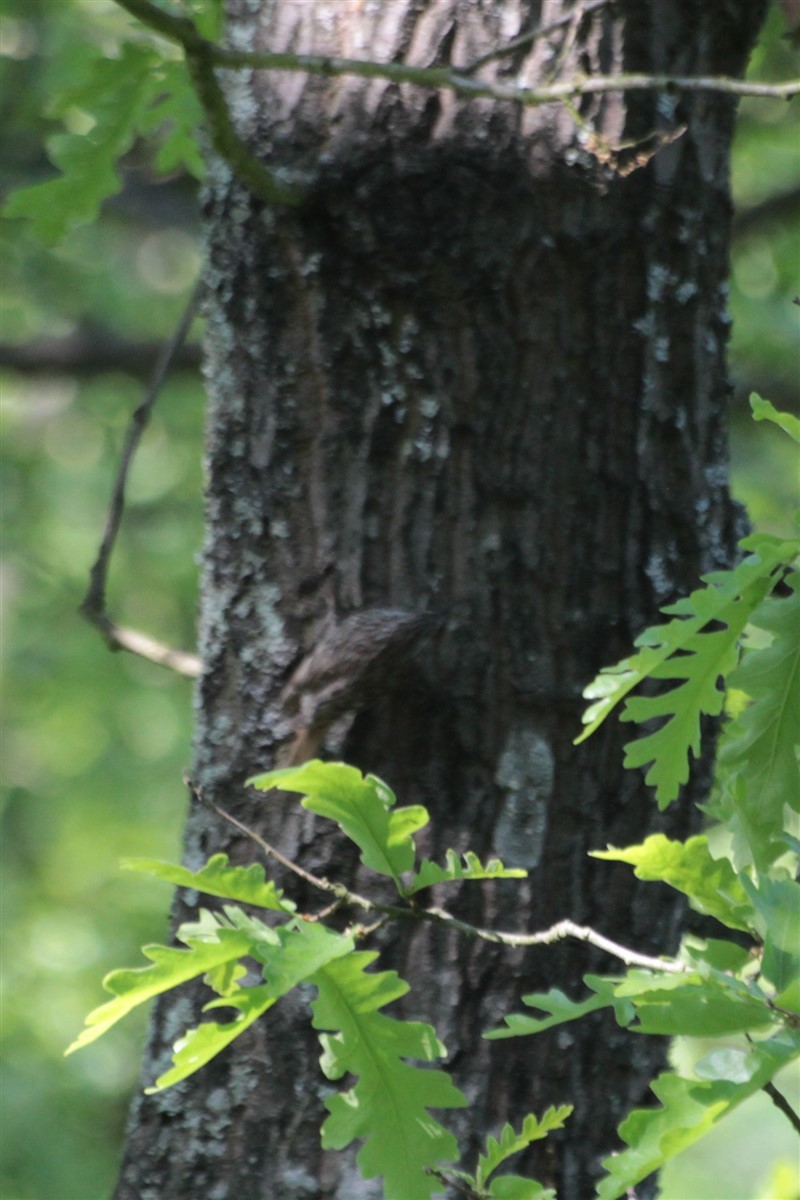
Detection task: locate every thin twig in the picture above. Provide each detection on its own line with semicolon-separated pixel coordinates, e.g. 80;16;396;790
425;1166;483;1199
112;0;799;214
461;0;612;75
423;908;687;973
97;624;201;676
79;281;203;678
193;784;351;900
206;51;800;105
113;0;799;106
205;795;685;974
762;1079;800;1135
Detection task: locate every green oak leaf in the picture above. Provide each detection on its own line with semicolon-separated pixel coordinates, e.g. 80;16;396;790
122;852;292;911
406;849;526;895
249;761;428;889
591;835;754;931
311;951;467;1200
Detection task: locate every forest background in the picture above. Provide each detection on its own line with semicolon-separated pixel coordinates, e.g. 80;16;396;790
0;2;798;1198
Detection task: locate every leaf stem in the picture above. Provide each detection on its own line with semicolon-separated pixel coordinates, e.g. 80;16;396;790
116;0;800;104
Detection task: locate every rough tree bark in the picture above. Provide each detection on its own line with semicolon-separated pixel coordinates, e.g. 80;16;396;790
114;2;767;1197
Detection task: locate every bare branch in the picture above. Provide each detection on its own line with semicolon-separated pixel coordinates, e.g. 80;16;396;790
92;619;201;676
198;787;347;899
0;331;201;378
423;908;687;973
79;281;203;679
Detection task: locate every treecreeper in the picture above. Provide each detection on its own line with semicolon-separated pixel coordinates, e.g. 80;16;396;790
277;608;430;765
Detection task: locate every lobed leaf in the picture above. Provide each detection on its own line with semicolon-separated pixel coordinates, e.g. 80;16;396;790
576;536;796;807
488;961;779;1045
3;42;203;244
680;935;753;975
310;951;467;1200
148;984;277;1092
476;1107;572;1190
711;576;800;868
620;974;776;1037
203;958;248;997
66;915;255;1054
406;849;527;895
249;761;428;889
591;835;754;931
250;918;354;995
486;976;633;1040
149;922;354;1091
750;393;800;443
122;852;292;911
619;623;741;805
139;59;205;178
741;875;800;997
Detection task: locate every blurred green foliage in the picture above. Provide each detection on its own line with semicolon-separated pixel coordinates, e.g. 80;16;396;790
659;1056;800;1200
727;6;800;544
0;2;797;1198
1;4;203;1195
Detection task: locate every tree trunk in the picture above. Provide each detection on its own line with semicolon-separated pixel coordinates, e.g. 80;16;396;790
114;2;766;1197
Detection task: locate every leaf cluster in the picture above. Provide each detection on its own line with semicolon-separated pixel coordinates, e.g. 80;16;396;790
69;765;535;1198
547;397;800;1196
3;8;204;245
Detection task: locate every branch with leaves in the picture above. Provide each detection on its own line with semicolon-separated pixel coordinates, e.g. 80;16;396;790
4;0;795;690
201;778;685;975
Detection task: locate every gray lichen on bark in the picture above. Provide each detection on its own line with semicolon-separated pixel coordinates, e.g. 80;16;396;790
493;726;554;868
